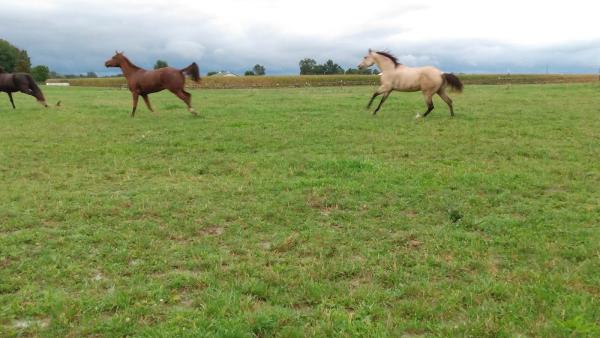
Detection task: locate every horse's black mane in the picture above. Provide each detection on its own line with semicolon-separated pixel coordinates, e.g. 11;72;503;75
375;51;401;66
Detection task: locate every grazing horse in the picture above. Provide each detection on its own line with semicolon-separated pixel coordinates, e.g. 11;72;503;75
0;66;48;109
358;49;463;118
104;52;201;117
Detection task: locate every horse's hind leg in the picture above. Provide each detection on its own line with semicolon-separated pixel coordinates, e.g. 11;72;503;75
7;93;15;109
419;93;434;118
172;89;198;116
437;88;454;116
141;94;154;113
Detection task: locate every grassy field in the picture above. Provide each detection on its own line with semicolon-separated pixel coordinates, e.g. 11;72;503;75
1;83;599;336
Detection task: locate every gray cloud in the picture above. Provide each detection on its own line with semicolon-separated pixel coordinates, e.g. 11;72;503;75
1;2;598;75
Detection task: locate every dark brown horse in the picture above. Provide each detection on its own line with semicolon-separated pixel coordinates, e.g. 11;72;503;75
105;52;201;117
0;66;48;108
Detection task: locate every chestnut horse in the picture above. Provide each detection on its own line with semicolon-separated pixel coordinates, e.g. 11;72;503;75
105;52;201;117
358;49;463;118
0;66;48;109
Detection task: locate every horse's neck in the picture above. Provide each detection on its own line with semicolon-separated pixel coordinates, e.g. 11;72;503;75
119;58;142;77
374;56;397;73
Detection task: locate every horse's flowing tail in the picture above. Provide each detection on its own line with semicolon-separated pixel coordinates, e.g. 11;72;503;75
443;73;463;93
181;62;201;83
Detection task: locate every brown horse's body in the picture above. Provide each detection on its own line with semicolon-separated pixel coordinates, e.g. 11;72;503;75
105;52;200;117
358;49;463;118
0;66;48;108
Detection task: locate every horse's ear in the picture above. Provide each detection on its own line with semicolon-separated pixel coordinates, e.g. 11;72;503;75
368;48;372;53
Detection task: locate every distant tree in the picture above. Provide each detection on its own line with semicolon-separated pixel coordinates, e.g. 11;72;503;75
311;64;323;74
31;65;50;82
15;50;31;72
49;71;61;79
207;71;218;76
322;59;344;74
153;60;168;69
86;71;98;78
253;64;265;76
299;58;345;75
244;70;255;76
345;67;375;75
299;58;317;75
0;39;26;72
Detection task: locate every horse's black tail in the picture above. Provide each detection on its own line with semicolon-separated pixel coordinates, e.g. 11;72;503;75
443;73;464;93
181;62;201;83
25;74;48;106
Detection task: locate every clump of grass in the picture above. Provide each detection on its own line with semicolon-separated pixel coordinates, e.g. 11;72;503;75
448;208;463;223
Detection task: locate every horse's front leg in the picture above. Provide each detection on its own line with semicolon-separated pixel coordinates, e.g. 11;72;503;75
367;85;391;112
366;92;380;109
373;90;392;115
7;92;15;109
130;92;139;118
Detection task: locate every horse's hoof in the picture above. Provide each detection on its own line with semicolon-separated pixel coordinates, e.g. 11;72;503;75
415;114;422;119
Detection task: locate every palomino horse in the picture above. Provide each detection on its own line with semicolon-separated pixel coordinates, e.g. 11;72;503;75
0;66;48;109
358;49;463;118
105;52;201;117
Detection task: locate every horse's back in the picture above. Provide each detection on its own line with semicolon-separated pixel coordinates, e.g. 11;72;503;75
416;66;444;91
0;73;30;91
386;66;444;92
0;73;14;90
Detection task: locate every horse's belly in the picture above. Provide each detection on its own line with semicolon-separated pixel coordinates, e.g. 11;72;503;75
141;86;165;94
133;82;164;94
394;82;421;92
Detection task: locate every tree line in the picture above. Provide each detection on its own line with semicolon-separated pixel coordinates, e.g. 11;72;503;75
0;39;50;82
299;58;377;75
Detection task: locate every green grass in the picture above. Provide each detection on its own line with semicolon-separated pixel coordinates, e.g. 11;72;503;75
1;84;599;336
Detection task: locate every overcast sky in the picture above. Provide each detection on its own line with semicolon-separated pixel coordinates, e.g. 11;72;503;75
1;0;599;75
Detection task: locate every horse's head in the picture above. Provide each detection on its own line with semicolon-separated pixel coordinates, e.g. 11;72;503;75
358;49;376;69
105;51;125;67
